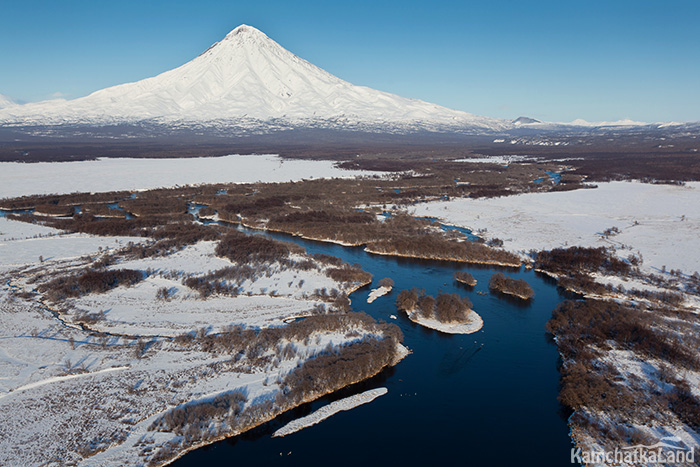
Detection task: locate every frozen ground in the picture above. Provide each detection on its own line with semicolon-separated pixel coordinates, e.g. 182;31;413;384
0;154;378;198
63;242;352;336
412;181;700;276
0;217;141;271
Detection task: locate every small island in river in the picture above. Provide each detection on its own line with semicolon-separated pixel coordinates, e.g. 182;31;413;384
395;289;483;334
488;272;534;300
454;271;477;287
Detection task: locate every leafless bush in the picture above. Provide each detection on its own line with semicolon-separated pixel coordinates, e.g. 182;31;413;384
488;273;534;299
39;268;143;301
215;231;290;263
396;288;472;323
454;271;477;286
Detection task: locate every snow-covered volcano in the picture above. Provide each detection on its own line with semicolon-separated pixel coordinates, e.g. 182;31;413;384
0;25;508;132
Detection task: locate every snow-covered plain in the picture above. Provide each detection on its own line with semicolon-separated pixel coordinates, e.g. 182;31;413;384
0;154;378;198
412;181;700;276
0;217;141;270
65;242;355;336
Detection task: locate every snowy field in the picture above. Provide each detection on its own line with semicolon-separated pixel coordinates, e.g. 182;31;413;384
0;217;141;271
65;242;352;336
0;216;392;466
413;181;700;276
0;154;377;198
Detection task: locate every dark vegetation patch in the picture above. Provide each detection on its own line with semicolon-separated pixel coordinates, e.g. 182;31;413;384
535;246;631;276
488;272;534;300
149;391;247;435
324;265;372;285
38;268;143;301
367;234;521;265
215;231;293;264
453;271;477;286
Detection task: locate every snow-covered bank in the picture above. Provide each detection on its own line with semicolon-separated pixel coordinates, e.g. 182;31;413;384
412;181;700;276
404;310;483;335
272;387;388;437
0;154;378;198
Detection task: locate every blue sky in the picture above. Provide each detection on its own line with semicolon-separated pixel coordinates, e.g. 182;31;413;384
1;0;699;122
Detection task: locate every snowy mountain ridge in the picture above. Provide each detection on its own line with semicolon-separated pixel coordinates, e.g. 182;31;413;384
0;93;17;109
0;25;508;132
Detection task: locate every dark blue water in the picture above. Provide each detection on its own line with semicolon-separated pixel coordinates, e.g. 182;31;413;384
173;227;574;467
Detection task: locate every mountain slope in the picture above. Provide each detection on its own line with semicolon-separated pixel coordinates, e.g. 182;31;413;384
0;25;508;132
0;94;17;109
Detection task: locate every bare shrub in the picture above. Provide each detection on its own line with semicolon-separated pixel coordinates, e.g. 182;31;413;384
454;271;476;286
488;273;534;299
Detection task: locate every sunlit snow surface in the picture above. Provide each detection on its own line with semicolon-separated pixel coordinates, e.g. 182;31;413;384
412;181;700;276
0;154;378;198
272;387;388;437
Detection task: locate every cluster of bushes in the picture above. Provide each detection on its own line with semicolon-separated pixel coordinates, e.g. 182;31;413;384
488;273;534;300
396;288;473;323
220;194;302;218
46;215;160;237
535;246;630;276
0;191;130;211
454;271;477;286
215;231;292;264
367;234;521;265
556;273;611;295
325;265;373;285
33;204;75;216
39;268;143;301
118;196;188;218
149;391;247;436
270;209;374;225
280;336;400;405
149;222;220;244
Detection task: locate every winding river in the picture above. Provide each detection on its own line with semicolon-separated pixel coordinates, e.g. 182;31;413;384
173;225;575;466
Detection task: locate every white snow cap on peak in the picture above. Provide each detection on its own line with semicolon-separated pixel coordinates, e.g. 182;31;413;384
226;24;266;38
